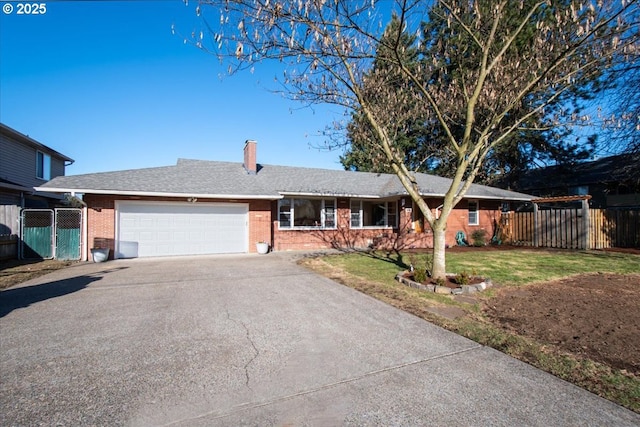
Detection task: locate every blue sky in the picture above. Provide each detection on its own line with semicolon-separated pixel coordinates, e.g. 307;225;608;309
0;0;346;175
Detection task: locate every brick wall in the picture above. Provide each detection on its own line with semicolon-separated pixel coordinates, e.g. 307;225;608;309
82;194;503;258
444;199;501;245
82;195;274;257
84;195;116;257
273;197;437;252
248;199;272;253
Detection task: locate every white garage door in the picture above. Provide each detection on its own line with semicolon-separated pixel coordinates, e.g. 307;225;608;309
116;202;248;258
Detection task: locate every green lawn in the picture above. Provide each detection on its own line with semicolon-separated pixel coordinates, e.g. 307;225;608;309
321;248;640;287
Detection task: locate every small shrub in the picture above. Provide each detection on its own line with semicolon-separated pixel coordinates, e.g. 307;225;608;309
455;271;470;285
413;268;427;283
408;254;418;271
407;253;432;283
434;277;446;287
471;229;487;247
423;252;433;277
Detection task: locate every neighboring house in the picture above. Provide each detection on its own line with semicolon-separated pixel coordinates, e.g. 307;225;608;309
1;123;74;207
506;153;640;209
38;141;532;259
0;123;74;234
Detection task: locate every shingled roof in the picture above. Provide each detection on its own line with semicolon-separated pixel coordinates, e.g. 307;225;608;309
38;158;532;201
515;153;640;191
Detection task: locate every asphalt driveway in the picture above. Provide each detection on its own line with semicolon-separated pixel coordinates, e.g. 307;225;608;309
1;253;638;426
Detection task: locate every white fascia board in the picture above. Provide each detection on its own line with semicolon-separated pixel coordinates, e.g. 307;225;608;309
33;187;282;200
461;194;533;201
279;191;382;198
411;191;531;202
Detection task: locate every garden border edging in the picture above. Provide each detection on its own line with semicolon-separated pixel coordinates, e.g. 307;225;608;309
395;271;493;295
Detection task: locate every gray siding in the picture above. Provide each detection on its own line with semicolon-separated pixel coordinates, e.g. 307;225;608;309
51;156;66;179
0;133;36;186
0;193;21;206
0;131;68;189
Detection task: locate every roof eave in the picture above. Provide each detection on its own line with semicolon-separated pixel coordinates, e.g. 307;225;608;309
33;187;282;200
1;123;74;163
0;182;34;193
463;194;532;202
414;191;532;201
281;190;532;201
279;191;383;198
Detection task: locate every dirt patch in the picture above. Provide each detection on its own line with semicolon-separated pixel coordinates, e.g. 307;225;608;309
0;259;76;290
484;273;640;375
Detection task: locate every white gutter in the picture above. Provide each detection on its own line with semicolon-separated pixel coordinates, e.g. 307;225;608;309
455;194;532;202
280;191;532;202
82;206;88;262
469;195;532;202
33;187;282;200
35;187;531;202
409;192;532;202
278;191;383;199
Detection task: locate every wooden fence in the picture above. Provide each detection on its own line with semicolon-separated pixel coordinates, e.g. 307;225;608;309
0;234;18;260
0;204;20;235
501;208;640;249
0;205;20;259
590;209;640;249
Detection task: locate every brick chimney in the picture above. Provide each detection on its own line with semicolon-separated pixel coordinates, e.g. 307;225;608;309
243;140;257;174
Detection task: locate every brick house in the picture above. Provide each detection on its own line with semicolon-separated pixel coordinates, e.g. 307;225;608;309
38;141;532;259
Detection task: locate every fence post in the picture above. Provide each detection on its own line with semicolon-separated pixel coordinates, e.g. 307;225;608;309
582;199;590;249
533;202;539;247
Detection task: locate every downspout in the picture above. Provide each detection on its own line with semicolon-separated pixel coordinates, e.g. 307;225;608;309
435;204;444;220
70;191;88;262
18;191;25;260
82;205;88;261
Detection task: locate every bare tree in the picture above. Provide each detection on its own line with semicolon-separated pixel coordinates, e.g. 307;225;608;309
190;0;639;279
602;50;640;155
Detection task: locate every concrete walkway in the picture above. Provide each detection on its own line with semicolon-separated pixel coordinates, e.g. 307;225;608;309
1;254;638;426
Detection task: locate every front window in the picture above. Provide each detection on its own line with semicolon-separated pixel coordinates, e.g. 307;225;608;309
278;198;336;229
569;185;589;196
468;200;479;225
36;151;51;180
350;200;397;228
279;198;292;227
351;200;361;227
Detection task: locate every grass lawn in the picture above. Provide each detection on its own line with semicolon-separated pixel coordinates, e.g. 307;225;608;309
319;248;639;287
300;248;640;413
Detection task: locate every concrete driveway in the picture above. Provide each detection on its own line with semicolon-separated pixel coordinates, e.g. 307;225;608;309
1;254;638;426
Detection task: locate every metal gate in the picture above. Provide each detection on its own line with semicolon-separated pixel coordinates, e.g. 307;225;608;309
21;208;82;260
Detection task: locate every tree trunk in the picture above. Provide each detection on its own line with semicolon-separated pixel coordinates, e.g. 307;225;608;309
431;224;447;279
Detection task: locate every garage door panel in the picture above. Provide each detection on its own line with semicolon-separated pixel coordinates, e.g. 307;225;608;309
117;202;248;258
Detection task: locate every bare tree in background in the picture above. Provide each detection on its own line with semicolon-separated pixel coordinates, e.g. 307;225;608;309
604;51;640;155
189;0;639;279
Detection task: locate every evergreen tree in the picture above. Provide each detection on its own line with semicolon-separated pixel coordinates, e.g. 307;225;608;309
341;1;598;185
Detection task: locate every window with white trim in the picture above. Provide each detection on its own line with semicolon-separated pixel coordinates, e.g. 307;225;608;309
468;200;479;225
278;198;336;229
350;200;397;228
36;151;51;180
